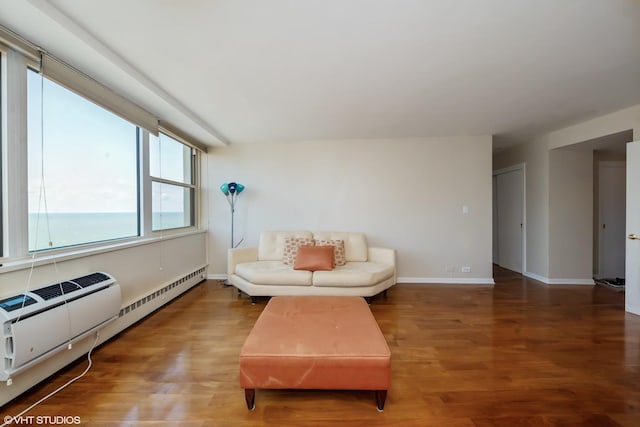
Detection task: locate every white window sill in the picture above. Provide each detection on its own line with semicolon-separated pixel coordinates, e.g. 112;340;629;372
0;228;207;274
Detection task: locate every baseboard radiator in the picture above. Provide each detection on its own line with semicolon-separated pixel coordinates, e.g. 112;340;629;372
0;272;121;381
118;267;206;318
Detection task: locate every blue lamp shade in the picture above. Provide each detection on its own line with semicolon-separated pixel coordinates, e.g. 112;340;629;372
220;183;229;195
220;182;245;195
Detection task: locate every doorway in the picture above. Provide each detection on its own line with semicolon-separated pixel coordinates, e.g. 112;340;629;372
597;161;626;281
493;165;525;274
587;130;632;285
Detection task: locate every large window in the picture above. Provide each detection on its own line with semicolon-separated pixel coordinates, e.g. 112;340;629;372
0;35;201;259
149;132;195;231
27;70;139;250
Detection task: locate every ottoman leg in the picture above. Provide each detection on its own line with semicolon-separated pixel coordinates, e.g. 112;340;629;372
375;390;387;412
244;388;255;410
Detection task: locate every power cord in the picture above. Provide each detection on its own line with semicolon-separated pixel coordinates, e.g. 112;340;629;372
1;332;100;427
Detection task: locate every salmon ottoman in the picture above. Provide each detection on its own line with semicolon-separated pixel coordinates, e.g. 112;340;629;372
239;296;391;411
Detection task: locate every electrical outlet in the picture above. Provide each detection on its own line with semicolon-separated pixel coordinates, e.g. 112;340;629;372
461;266;471;273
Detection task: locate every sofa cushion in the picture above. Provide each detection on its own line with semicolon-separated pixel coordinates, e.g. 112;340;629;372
313;232;368;262
294;245;335;271
312;262;395;287
258;231;313;261
314;239;346;266
282;237;316;265
236;261;313;286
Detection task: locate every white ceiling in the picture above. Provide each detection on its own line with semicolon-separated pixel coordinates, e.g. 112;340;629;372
2;0;640;149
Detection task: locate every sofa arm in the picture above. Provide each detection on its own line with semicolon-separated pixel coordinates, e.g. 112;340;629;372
369;247;397;283
368;247;396;266
228;247;258;276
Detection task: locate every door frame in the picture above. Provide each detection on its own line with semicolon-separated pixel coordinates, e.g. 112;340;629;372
493;163;527;274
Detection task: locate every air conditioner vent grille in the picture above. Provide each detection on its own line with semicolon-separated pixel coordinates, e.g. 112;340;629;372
72;272;111;288
31;282;80;301
0;295;38;313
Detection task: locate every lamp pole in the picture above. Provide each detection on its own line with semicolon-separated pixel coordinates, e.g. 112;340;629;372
230;195;235;248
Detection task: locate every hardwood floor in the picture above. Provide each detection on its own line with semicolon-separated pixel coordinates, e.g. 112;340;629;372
2;266;640;426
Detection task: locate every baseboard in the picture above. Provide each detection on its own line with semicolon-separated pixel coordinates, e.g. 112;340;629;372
547;278;594;285
209;274;495;285
397;277;495;285
524;271;548;283
524;271;594;285
625;304;640;316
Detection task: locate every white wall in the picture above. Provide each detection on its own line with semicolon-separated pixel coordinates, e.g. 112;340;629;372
207;137;494;283
548;149;593;281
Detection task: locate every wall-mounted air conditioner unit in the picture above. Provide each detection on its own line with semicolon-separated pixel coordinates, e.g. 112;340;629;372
0;272;121;381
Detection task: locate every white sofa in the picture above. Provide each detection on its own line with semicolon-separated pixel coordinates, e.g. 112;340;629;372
227;231;396;302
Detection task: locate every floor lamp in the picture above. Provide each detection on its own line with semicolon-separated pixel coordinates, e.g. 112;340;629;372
220;181;245;249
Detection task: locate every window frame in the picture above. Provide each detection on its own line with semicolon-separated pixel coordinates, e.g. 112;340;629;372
148;131;197;232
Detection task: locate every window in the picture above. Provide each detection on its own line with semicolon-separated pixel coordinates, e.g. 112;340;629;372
1;33;201;259
27;70;139;251
149;132;195;231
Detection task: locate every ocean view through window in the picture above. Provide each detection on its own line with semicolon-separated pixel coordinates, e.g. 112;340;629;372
27;70;139;251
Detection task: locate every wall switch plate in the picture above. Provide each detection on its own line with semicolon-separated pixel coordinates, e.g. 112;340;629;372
461;266;471;273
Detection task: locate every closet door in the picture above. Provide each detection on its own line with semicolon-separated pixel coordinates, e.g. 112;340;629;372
496;168;524;273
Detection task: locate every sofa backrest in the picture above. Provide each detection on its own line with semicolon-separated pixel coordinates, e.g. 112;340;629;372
313;232;369;262
258;231;370;262
258;231;313;261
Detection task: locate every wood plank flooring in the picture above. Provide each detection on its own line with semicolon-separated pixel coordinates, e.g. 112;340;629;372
2;266;640;426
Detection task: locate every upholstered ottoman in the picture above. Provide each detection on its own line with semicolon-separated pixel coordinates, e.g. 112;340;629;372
239;296;391;411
